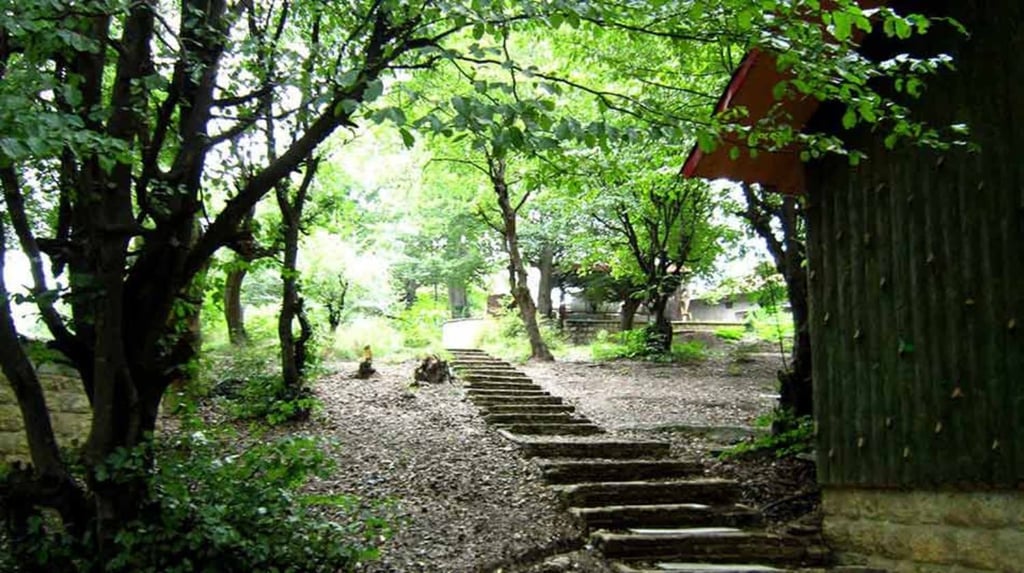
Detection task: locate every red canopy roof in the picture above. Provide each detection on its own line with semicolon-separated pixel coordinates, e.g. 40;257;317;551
680;49;815;194
681;1;887;193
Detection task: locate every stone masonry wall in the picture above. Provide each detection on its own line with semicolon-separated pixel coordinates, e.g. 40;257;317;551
823;488;1024;573
0;364;90;463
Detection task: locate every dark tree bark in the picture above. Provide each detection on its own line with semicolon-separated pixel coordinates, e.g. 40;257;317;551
487;156;553;361
536;243;555;319
447;282;469;318
224;264;249;345
620;297;642;331
739;184;812;418
277;158;319;388
325;277;348;332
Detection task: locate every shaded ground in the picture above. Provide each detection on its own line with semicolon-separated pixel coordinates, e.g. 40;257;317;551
303;342;815;572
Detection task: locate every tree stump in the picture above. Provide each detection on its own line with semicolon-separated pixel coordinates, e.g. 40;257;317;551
355;345;376;379
413;355;451;384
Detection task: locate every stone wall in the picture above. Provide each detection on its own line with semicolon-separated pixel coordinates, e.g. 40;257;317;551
823;488;1024;572
0;364;90;463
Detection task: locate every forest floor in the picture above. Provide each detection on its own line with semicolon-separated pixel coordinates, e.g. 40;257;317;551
304;338;818;573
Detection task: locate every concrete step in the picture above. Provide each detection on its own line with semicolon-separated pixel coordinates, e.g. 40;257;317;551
471;395;565;406
593;529;827;566
484;413;592;425
555;479;740;508
498;423;605;436
537;459;703;484
572;503;761;530
483;404;576;415
461;373;533;383
466;382;544;391
459;369;529;378
516;439;671;460
467;388;550;397
611;563;787;573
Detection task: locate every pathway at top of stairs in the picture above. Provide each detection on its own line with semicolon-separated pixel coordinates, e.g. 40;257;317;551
447;348;833;573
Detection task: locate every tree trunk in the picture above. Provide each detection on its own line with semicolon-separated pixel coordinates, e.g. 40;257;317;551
647;295;673;353
277;158;318;388
447;282;468;318
224;263;248;345
490;158;553;361
739;186;812;419
620;297;641;331
536;243;554;318
779;259;812;418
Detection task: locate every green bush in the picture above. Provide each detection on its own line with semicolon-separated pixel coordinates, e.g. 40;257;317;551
1;434;390;573
713;326;746;341
230;373;321;425
668;339;708;363
745;307;794;349
721;411;814;458
477;311;564;362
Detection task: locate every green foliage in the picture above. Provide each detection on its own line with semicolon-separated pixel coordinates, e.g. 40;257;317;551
721;412;814;459
668;339;709;364
394;293;448;349
590;329;708;363
231;374;321;426
746;307;794;350
1;434;389;573
477;311;564;362
714;326;746;341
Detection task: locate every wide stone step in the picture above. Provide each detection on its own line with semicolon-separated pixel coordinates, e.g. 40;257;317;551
611;563;787;573
461;374;533;383
555;479;740;508
572;503;761;530
467;388;549;397
458;366;528;376
483;404;576;415
538;459;704;485
498;423;604;436
452;359;519;366
516;439;670;460
460;370;529;380
466;382;545;391
593;529;826;566
484;413;592;425
471;395;565;406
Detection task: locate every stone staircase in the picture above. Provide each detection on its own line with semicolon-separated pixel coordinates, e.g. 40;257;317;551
447;349;830;573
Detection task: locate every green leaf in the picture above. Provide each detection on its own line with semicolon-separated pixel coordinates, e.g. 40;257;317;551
399;128;415;148
832;11;853;41
364;79;384;103
728;147;741;161
842;108;857;130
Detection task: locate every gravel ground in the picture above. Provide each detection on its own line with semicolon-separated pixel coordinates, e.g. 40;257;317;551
301;343;810;572
306;361;584;573
520;346;785;431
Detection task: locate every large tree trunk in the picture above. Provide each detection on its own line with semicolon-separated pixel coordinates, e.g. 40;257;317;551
277;159;317;388
448;282;468;318
490;158;553;361
224;263;248;345
536;243;554;318
620;297;641;331
739;186;812;418
647;294;673;353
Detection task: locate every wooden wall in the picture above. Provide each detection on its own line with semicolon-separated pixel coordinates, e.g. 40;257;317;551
806;0;1024;487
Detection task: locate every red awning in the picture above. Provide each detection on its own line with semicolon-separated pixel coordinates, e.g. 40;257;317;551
680;49;814;194
681;1;888;194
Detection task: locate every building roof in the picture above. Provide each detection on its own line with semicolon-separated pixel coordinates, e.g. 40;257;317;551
680;48;816;194
681;1;887;193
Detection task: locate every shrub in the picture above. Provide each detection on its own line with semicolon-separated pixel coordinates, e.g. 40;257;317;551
1;434;390;573
713;326;746;341
230;373;321;425
478;311;565;362
668;339;708;363
721;411;814;458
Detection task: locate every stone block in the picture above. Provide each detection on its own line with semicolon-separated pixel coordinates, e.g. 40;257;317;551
0;405;23;432
0;431;29;456
824;487;1024;572
52;413;90;438
55;391;91;414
